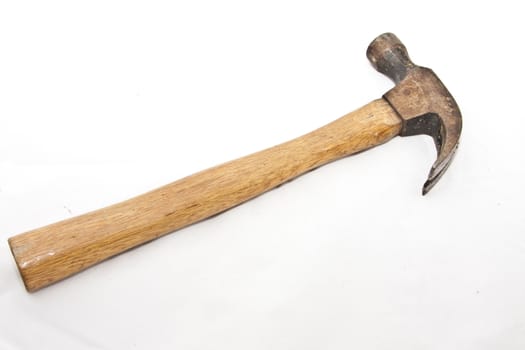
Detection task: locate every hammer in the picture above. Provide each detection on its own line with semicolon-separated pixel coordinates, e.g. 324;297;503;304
8;33;462;292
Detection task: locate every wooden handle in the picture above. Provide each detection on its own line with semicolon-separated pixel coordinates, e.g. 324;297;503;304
8;99;401;292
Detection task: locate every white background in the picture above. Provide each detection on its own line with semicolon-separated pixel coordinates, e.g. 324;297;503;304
1;1;524;349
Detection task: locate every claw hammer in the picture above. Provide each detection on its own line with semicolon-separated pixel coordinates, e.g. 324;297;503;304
8;33;462;292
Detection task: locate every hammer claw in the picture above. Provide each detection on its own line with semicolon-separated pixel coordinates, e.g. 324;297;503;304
423;140;459;195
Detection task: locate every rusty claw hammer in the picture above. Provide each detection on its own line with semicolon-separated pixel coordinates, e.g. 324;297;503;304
8;33;462;292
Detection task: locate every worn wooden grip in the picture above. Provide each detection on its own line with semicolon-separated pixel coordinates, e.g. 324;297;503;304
8;99;401;292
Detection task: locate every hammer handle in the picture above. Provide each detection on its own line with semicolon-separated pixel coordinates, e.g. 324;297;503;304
9;99;401;292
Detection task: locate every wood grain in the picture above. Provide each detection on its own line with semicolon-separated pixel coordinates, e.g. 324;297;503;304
8;99;402;292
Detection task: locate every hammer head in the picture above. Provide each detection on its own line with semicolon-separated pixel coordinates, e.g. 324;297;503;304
367;33;462;195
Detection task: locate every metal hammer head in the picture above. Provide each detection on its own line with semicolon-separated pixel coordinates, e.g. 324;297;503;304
367;33;462;195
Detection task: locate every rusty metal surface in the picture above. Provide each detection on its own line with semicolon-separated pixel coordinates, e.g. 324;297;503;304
367;33;462;194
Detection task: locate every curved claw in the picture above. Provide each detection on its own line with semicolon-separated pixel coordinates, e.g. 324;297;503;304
423;141;459;195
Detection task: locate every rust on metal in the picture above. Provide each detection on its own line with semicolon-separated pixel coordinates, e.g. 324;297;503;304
367;33;462;194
